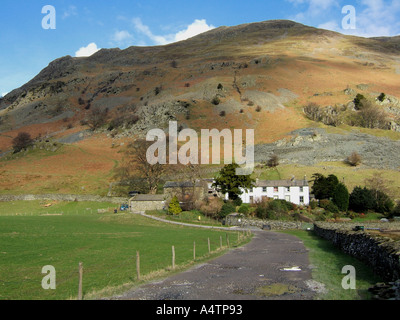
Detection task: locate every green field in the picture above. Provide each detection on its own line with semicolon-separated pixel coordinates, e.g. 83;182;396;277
0;201;249;300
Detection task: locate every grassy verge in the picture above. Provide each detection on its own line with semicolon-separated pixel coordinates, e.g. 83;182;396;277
283;230;382;300
146;210;228;228
0;201;250;300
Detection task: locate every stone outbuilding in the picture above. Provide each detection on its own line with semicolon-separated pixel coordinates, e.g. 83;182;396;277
129;194;167;213
163;180;209;202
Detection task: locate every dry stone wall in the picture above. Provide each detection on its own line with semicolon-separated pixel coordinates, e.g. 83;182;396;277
314;222;400;282
0;194;129;205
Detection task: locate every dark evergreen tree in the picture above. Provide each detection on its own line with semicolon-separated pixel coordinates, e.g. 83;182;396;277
349;187;375;213
213;163;255;201
311;174;339;200
332;182;350;212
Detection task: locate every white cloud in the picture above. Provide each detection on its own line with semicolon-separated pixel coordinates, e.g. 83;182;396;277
75;43;101;57
1;92;8;98
348;0;400;37
174;19;215;42
132;18;215;46
112;30;133;43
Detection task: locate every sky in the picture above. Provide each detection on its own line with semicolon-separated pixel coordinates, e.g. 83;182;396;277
1;0;399;97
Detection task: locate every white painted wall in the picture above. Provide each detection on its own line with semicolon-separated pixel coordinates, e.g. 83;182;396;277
239;186;310;206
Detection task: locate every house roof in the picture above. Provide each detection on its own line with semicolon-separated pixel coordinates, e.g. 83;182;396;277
256;179;309;187
130;194;166;202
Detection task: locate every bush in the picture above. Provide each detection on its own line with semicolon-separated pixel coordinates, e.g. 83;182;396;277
219;202;236;219
168;196;182;216
238;203;250;215
12;132;33;153
346;152;362;167
255;199;294;220
319;199;339;213
309;201;318;210
212;96;221;105
392;201;400;217
198;198;224;218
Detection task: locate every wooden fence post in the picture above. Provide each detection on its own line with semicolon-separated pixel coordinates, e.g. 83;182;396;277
78;262;83;300
208;238;211;254
193;242;196;261
220;236;223;250
136;251;141;281
226;234;230;248
172;246;175;270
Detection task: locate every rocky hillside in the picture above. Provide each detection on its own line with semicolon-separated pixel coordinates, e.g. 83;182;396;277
1;19;400;164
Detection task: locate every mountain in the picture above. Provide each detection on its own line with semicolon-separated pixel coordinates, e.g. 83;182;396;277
0;20;400;196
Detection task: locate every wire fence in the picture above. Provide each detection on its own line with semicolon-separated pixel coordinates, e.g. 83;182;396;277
1;231;253;300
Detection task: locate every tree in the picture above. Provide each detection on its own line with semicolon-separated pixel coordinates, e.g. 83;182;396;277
373;190;394;214
349;186;375;213
332;182;350;212
358;101;388;129
353;94;366;110
168;196;182;215
114;139;168;195
12;132;33;153
378;93;386;102
87;108;108;131
267;154;279;168
311;174;339;200
213;163;255;201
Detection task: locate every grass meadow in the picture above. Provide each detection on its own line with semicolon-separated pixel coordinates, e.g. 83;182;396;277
0;201;248;300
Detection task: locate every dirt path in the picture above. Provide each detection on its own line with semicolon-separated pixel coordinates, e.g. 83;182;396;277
114;231;319;300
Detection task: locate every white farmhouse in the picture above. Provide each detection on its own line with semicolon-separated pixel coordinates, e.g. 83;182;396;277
239;177;310;206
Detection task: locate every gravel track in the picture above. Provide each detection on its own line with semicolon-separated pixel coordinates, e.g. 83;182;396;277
113;230;318;300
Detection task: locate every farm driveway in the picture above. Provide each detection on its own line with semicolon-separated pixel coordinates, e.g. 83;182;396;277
115;231;318;300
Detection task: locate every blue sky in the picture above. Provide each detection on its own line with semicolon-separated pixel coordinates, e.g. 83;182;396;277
1;0;399;97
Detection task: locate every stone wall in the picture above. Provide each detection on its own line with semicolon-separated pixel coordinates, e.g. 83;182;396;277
224;214;312;230
314;222;400;282
0;194;129;205
130;201;166;212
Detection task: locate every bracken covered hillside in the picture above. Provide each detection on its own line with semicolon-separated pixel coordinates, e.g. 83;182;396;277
0;20;400;195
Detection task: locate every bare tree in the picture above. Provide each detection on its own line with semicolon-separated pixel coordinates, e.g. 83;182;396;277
365;172;394;199
116;139;168;194
87;108;109;131
357;101;388;129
